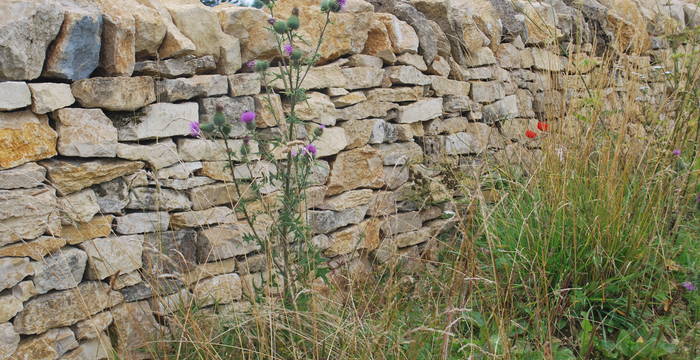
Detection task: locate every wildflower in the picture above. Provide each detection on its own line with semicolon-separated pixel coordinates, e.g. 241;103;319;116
273;20;288;34
287;9;300;29
537;121;549;131
240;111;256;124
189;121;201;138
319;124;326;129
283;43;294;57
672;149;681;156
525;130;537;139
291;148;298;157
336;0;346;9
681;281;696;291
243;135;251;145
267;17;276;25
303;144;317;156
246;60;256;70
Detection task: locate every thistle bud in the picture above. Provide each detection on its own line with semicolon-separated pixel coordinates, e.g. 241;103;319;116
291;49;303;61
213;112;226;126
273;20;288;34
292;7;299;16
254;60;269;72
287;15;300;30
215;104;225;113
320;0;332;12
252;0;264;8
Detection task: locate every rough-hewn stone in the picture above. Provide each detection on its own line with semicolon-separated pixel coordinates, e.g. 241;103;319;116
156;75;229;102
397;98;443;123
115;212;169;235
0;187;59;247
127;187;191;211
71;77;155;111
0;82;31;111
0;163;46;190
0;236;66;262
0;111;57;170
32;247;88;294
54;108;118;158
10;327;78;360
41;158;144;195
326;146;385;195
0;258;34;293
116;139;179;170
116;102;198;141
197;223;261;262
59;189;100;224
110;300;168;359
192;273;242;306
80;235;144;280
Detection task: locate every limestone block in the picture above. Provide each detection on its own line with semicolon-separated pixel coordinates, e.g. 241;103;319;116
71;77;155;112
0;111;57;170
80;235;144;280
54;108;118;158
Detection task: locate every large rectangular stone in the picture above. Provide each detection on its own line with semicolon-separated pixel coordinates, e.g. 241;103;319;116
79;235;144;280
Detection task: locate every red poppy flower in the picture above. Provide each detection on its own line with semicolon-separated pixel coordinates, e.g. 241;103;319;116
537;121;549;131
525;130;537;139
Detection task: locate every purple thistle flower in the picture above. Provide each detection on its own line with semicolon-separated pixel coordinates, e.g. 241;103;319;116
268;17;276;25
319;124;326;129
291;148;298;157
246;60;256;70
337;0;346;9
672;149;681;156
240;111;256;124
189;121;201;138
283;43;294;57
681;281;696;291
303;143;317;156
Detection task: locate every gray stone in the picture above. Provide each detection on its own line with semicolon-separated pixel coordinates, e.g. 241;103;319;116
54;108;118;158
92;177;129;214
10;327;78;359
79;235;144;280
72;312;113;340
60;332;112;360
197;224;261;262
0;258;34;293
32;247;88;294
39;158;144;196
471;81;506;103
443;95;477;113
177;138;257;162
229;73;261;97
115;212;169;235
0;0;63;80
397;98;443;123
375;142;424;165
114;102;199;141
156;75;229;102
308;206;368;234
59;188;100;224
369;119;399;144
0;323;19;359
116;139;179;169
430;77;471;96
0;163;46;190
27;83;75;114
133;55;216;78
384;66;431;85
192;274;242;306
380;211;422;236
120;282;153;302
143;230;197;276
482;95;518;123
0;82;31;111
43;5;102;80
444;125;491;154
198;96;254;138
0;293;23;323
0;186;59;247
157;161;202;180
12;282;123;335
127;187;191;211
336;101;399;121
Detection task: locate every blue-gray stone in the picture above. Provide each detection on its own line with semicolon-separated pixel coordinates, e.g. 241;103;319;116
43;11;102;81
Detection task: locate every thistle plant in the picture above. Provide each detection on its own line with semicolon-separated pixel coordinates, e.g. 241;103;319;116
192;0;344;305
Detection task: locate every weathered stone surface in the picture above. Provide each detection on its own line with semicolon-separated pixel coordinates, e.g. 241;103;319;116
380;211;422;237
115;212;169;235
54;108;118;158
95;0;136;76
192;273;242;306
0;187;59;247
71;77;155;112
182;258;236;286
127;187;191;211
143;230;197;276
0;293;23;323
319;189;374;211
428;55;451;76
159;177;217;191
336;101;398;121
369;119;399;144
310;127;348;158
60;332;112;360
156;75;228;102
188;182;249;211
79;235;143;280
59;189;100;224
348;54;384;68
0;111;57;170
340;120;374;149
217;6;276;63
26;83;74;114
110;300;168;359
470;81;505;103
43;5;102;81
130;1;167;58
376;142;424;165
0;236;65;262
117;139;179;170
62;216;113;246
197;223;261;262
198;96;253;137
383;165;409;190
397;53;427;71
229;73;261;97
342;67;386;90
530;48;564;72
12;281;123;335
135;0;196;59
115;102;198;141
0;323;19;359
325;218;382;257
133;55;212;78
425;116;468;135
364;15;396;63
170;207;236;229
157;162;202;180
482;94;518;123
163;2;233;60
430;77;470;97
0;1;63;80
0;163;46;190
11;327;78;360
332;92;367;108
0;82;31;111
150;288;192;315
327;146;385;195
72;312;113;341
254;93;286;128
365;86;423;102
309;206;368;234
199;161;274;182
0;258;33;293
445;125;491;155
92;178;129;214
376;13;420;54
119;282;153;302
177;138;257;162
32;247;87;294
293;92;337;126
397;98;443;123
41;158;144;196
384;66;431;85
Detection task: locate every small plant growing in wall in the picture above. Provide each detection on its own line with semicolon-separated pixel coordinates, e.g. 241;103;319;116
192;0;344;305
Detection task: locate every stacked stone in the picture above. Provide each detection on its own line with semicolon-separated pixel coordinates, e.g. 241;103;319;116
0;0;694;358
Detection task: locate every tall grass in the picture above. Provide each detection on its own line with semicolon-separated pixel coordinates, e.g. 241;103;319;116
147;30;700;360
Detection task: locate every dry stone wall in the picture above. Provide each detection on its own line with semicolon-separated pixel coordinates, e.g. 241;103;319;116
0;0;697;358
